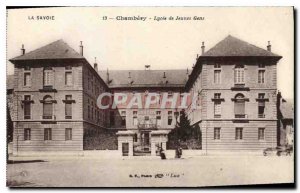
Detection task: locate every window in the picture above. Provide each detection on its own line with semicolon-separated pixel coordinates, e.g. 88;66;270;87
214;128;221;140
65;66;72;70
258;93;265;99
214;101;221;118
156;111;161;126
258;128;265;140
235;128;243;140
157;92;161;104
43;96;53;119
24;128;31;141
65;72;73;86
65;128;72;141
24;95;31;119
24;66;31;71
44;128;52;140
258;102;265;118
24;72;31;86
214;63;221;68
214;70;221;84
258;93;265;118
91;102;94;120
234;65;245;84
91;77;94;93
258;70;265;83
168;111;173;125
121;111;126;126
43;67;53;86
214;93;221;99
133;111;138;126
110;111;115;127
234;94;245;118
258;64;265;68
65;95;72;119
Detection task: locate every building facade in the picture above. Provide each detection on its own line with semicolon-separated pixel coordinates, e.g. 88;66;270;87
186;36;282;153
8;35;283;156
98;69;189;155
9;40;109;155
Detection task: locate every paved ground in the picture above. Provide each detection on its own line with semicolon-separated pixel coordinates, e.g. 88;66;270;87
7;155;294;187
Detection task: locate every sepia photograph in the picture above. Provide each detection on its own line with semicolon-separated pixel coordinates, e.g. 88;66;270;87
5;6;294;187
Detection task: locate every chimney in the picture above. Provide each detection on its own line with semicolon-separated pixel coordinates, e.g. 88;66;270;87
93;57;98;72
79;41;83;56
21;44;25;55
267;41;271;52
163;72;166;79
106;68;110;84
128;72;134;85
186;68;189;80
201;42;205;55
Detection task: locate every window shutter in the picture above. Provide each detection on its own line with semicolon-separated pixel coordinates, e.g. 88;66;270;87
258;101;265;107
234;101;245;115
43;103;53;116
65;103;72;117
65;72;73;85
214;101;221;115
24;103;31;116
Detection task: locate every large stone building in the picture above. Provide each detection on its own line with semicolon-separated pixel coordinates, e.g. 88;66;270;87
186;35;282;153
99;69;188;156
9;40;109;155
8;35;283;156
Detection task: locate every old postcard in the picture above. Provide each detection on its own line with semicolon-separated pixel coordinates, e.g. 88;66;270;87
6;6;294;187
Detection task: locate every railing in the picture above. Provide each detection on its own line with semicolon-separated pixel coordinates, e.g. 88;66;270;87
41;115;56;120
214;114;221;118
24;115;31;119
137;123;157;130
235;114;247;118
258;114;265;118
65;115;72;119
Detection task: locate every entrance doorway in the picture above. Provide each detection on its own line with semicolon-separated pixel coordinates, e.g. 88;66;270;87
122;143;129;156
133;131;151;156
141;132;150;151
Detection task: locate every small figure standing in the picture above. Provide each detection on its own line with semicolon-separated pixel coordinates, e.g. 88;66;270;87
175;145;182;158
160;148;166;160
178;146;182;158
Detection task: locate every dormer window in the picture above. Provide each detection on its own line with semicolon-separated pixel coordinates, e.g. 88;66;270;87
214;63;221;69
24;66;31;71
234;64;245;85
258;63;265;68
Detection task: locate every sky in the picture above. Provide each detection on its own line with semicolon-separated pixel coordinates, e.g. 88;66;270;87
6;7;294;99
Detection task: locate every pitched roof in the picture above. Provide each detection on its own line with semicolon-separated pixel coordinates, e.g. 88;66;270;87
281;102;294;119
10;39;84;61
7;75;14;90
99;70;188;88
201;35;281;57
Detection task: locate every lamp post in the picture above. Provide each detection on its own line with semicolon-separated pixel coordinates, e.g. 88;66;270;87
174;109;180;146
